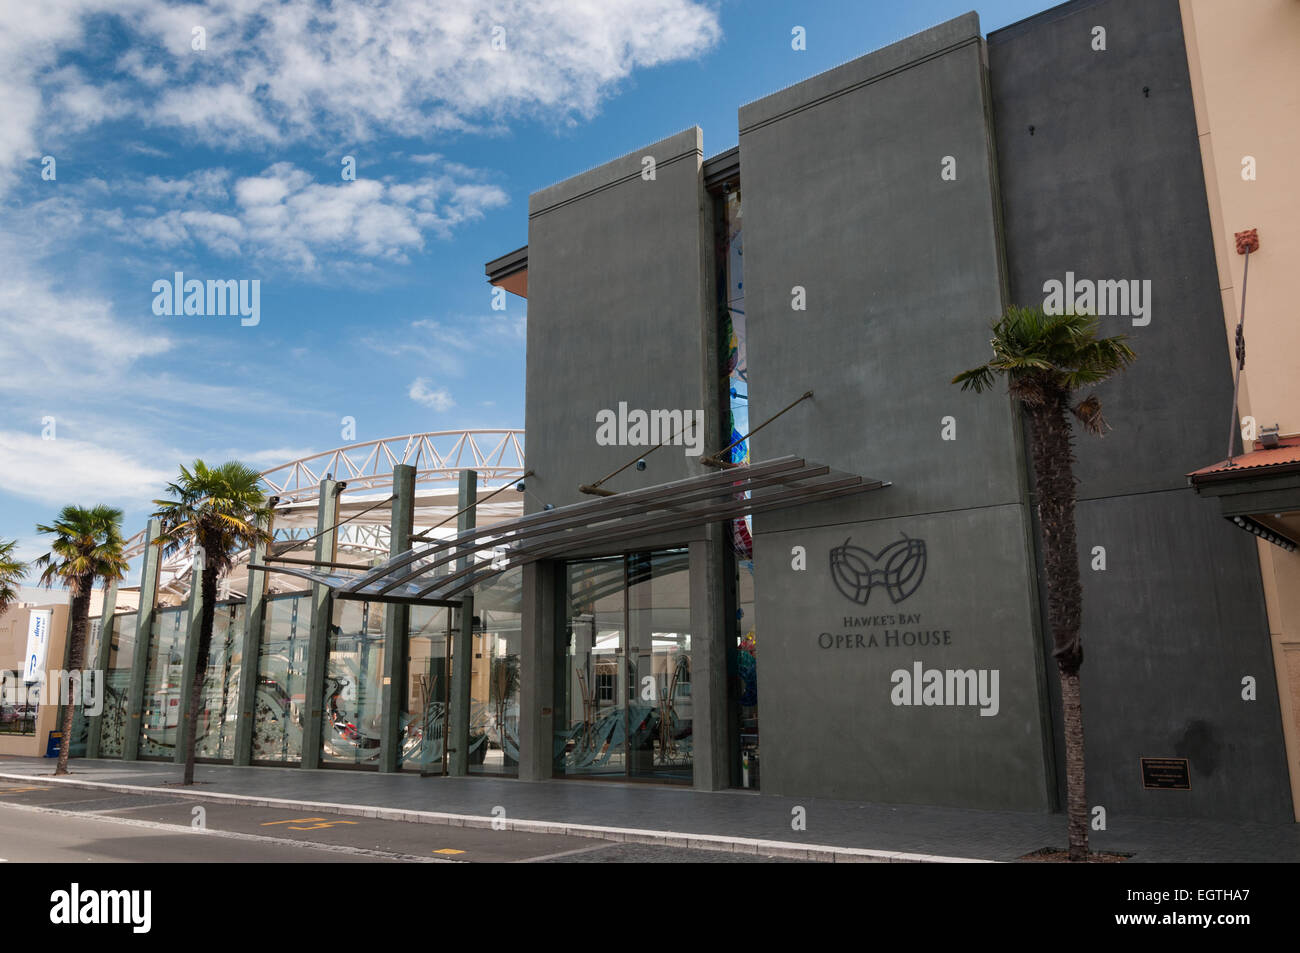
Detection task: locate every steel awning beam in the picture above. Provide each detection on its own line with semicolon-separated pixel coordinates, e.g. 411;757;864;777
365;460;833;596
279;457;889;604
341;455;813;594
424;475;885;599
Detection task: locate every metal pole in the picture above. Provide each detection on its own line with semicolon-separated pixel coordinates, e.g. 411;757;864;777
1226;248;1251;465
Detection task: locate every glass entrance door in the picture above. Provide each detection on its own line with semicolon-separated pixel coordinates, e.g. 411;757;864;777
559;549;692;782
400;605;451;773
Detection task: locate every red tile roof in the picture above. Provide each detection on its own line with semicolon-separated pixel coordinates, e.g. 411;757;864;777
1189;436;1300;481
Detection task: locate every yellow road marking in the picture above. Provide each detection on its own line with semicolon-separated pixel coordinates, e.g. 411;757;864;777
287;820;358;830
258;816;361;826
0;786;51;795
261;817;327;826
433;848;465;855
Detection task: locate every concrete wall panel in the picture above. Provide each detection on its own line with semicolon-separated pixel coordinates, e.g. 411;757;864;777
990;0;1293;820
525;128;719;513
738;13;1054;810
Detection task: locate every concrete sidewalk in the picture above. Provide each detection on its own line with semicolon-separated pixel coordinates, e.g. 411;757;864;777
2;756;1295;862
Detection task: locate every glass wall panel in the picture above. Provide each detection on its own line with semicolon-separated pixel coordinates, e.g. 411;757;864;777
196;602;244;762
98;612;136;758
626;550;692;781
68;617;102;757
559;555;631;778
321;600;385;767
470;567;522;776
252;593;310;763
139;607;188;759
400;605;450;772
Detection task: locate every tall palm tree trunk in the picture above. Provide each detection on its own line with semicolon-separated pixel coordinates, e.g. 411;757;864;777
56;584;91;776
181;562;219;785
1027;397;1089;862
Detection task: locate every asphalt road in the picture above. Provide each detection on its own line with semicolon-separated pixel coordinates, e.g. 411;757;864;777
0;781;804;863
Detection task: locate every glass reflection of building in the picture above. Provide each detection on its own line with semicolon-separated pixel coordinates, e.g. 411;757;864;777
139;606;188;759
253;593;310;764
90;569;526;777
196;602;245;761
322;600;386;768
560;549;693;783
67;617;102;757
98;611;137;759
401;604;451;772
398;571;523;776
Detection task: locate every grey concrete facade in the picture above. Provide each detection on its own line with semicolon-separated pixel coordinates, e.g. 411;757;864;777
988;0;1292;821
736;13;1054;810
520;128;730;789
509;1;1292;821
79;1;1293;824
524;127;721;511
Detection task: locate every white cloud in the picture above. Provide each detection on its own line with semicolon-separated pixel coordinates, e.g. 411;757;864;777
99;161;508;270
408;379;455;411
224;446;322;467
0;430;174;506
139;168;232;202
0;0;723;193
365;313;525;376
0;236;173;396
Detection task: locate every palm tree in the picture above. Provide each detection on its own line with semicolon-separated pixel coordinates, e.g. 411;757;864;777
33;506;129;776
153;461;272;785
0;539;28;615
953;304;1135;862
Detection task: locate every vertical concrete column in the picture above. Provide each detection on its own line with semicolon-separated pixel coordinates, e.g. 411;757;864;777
448;469;476;776
233;513;272;765
175;561;206;765
300;479;341;770
379;464;415;772
689;532;730;791
518;560;557;781
122;518;162;762
85;581;118;760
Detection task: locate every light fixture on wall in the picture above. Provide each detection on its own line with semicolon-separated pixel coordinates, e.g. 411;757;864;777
1230;515;1298;553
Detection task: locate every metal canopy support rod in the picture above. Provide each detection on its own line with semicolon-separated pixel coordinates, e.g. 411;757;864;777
579;418;707;496
701;390;814;468
264;492;394;562
411;469;531;541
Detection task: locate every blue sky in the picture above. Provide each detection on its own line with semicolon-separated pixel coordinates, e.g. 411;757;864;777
0;0;1051;568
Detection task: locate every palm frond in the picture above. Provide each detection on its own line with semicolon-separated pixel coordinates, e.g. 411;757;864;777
31;504;128;593
953;304;1136;430
151;459;273;575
